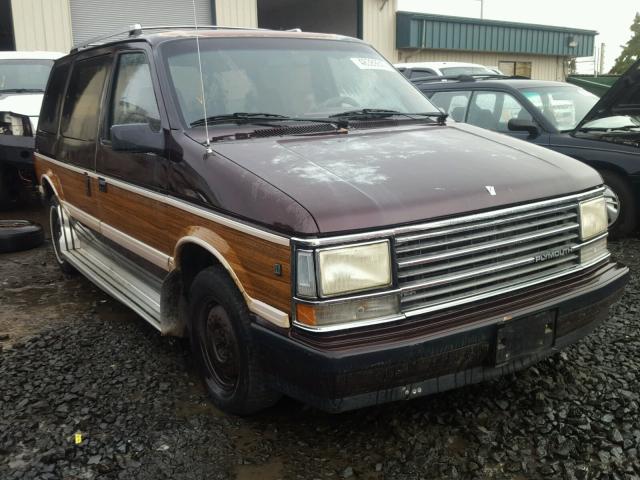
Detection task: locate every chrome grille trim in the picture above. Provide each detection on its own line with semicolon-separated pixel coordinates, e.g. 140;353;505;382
398;222;579;268
396;193;608;315
403;252;610;318
396;209;578;251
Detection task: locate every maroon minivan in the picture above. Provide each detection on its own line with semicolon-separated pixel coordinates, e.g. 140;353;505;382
35;26;627;414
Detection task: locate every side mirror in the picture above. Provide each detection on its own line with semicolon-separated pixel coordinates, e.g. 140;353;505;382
111;124;164;155
508;118;540;137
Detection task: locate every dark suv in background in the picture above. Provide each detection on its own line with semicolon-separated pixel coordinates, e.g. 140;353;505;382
416;60;640;237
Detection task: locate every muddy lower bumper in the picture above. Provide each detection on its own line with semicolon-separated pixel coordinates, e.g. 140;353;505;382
252;261;628;413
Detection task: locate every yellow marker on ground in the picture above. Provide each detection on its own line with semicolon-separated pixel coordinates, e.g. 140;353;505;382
74;433;82;445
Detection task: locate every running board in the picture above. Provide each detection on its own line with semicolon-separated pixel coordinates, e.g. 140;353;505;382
58;213;163;331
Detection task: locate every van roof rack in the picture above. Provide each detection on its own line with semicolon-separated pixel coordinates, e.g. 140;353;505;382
71;23;271;53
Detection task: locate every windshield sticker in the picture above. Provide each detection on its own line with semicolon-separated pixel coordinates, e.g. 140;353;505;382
350;57;394;71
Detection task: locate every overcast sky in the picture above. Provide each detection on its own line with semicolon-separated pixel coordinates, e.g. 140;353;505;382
398;0;639;73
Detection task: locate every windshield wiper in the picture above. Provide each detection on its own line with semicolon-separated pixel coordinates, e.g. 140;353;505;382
190;112;349;128
191;112;350;130
578;125;640;132
329;109;448;124
190;112;289;127
0;88;44;94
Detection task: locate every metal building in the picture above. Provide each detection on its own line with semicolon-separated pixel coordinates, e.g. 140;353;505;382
396;12;597;80
0;0;595;80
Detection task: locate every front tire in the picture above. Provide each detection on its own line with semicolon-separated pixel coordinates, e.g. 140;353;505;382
600;170;637;238
189;266;281;415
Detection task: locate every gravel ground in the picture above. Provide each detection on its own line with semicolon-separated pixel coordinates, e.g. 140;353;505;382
1;206;640;480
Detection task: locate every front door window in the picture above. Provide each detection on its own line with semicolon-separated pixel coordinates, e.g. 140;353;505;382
107;52;160;138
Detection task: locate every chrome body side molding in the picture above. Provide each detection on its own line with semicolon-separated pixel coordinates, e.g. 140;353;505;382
35;153;290;246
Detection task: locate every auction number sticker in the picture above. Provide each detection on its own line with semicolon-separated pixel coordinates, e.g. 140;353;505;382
350;57;394;71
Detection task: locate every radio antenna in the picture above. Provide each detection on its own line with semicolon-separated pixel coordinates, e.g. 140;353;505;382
192;0;212;153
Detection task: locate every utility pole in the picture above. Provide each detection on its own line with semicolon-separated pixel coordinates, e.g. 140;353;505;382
599;42;605;75
475;0;484;19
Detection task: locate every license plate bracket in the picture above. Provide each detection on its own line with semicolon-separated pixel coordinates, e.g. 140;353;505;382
495;310;556;365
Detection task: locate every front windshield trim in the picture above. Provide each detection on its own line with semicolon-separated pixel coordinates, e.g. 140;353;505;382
159;36;439;132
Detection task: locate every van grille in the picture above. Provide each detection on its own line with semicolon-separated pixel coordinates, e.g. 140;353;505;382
396;199;591;314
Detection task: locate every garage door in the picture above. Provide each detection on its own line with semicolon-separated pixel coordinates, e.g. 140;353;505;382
70;0;212;47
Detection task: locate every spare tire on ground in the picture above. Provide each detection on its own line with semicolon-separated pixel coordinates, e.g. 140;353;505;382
0;220;45;253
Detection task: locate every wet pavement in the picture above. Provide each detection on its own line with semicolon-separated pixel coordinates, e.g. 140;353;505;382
1;204;640;479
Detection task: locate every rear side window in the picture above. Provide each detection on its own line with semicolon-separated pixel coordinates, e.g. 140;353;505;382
39;62;70;134
60;56;110;141
430;91;471;122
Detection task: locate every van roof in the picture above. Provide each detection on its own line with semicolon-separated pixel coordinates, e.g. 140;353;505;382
69;27;362;55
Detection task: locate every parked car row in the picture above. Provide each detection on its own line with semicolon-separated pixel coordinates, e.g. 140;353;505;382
409;60;640;238
29;26;627;414
396;61;503;79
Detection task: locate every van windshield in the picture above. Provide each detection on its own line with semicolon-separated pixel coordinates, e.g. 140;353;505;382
0;59;54;92
160;37;437;127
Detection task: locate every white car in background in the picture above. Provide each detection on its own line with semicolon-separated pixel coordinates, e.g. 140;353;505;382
395;61;502;79
0;51;63;208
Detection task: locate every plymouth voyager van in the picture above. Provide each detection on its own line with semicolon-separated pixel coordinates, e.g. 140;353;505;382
35;26;628;414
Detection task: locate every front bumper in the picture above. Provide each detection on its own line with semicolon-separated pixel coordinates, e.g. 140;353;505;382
252;260;628;412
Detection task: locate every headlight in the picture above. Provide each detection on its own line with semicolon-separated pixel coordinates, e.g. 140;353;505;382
317;241;391;297
296;240;392;298
579;197;607;240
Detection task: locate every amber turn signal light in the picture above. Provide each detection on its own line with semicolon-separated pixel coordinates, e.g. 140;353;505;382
296;303;317;326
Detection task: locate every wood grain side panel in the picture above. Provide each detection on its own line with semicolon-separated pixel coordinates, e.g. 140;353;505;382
100;183;292;314
35;156;292;315
35;155;99;217
99;183;171;253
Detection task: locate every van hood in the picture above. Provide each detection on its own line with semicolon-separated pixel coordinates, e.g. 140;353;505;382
0;92;43;129
576;57;640;129
208;123;602;234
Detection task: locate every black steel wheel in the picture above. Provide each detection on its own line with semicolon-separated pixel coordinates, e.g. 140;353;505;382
189;266;281;415
200;304;241;397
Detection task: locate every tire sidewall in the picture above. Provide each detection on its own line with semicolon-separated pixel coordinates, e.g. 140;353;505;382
600;171;636;237
188;268;257;413
0;219;44;253
48;196;74;273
